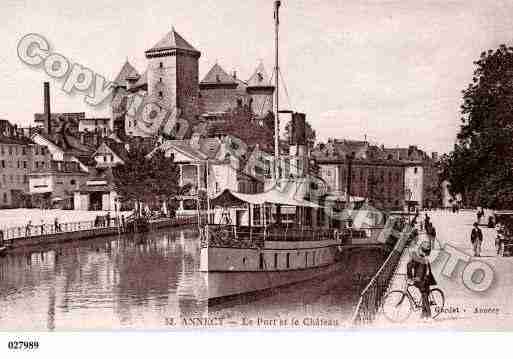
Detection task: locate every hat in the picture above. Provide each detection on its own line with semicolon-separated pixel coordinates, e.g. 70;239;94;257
419;241;431;255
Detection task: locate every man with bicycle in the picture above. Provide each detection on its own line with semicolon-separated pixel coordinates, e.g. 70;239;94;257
407;241;437;319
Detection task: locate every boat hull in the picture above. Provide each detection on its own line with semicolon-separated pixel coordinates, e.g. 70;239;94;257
207;260;344;306
201;240;343;305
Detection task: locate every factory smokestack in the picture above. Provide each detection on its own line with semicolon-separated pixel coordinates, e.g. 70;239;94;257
43;82;51;134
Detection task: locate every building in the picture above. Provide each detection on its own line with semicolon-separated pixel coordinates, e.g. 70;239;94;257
73;139;128;211
199;61;274;118
29;160;88;209
0;131;51;208
154;133;266;214
382;146;440;209
111;28;275;141
78;118;111;135
313;139;406;210
313;140;440;210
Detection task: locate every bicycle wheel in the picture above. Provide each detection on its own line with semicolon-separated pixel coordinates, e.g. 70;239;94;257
382;290;413;323
429;288;445;319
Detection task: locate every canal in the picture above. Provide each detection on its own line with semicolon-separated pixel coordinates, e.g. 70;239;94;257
0;228;383;330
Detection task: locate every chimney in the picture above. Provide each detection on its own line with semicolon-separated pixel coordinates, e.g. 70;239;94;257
43;82;52;134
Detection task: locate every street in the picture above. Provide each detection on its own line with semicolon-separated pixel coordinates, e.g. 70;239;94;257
374;210;513;329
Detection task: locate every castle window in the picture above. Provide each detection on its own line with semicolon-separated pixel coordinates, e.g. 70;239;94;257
159;62;163;68
159;77;162;82
158;91;163;98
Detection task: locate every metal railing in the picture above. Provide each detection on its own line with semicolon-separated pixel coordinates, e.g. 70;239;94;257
351;232;410;326
0;219;116;242
0;214;200;245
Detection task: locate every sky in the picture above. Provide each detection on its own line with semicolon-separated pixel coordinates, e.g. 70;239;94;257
1;0;513;154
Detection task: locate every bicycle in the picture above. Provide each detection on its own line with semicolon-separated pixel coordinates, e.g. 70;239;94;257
382;278;445;323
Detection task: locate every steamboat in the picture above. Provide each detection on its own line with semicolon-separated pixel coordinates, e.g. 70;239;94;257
200;184;370;305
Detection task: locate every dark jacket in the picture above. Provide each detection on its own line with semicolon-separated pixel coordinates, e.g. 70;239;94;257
471;227;483;243
407;257;437;290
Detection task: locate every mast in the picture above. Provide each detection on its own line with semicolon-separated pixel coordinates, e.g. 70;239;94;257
274;0;281;181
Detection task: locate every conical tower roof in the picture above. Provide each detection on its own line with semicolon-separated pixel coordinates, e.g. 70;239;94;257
201;63;236;84
247;62;272;87
145;27;200;57
114;60;139;87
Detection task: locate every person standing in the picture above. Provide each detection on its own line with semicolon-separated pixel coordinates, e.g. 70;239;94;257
477;208;484;225
25;220;32;237
471;222;483;257
54;217;60;232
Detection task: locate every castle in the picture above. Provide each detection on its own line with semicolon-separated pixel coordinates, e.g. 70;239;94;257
111;27;275;139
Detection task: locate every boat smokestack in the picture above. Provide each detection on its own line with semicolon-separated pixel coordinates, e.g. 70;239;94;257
289;112;307;177
43;82;52;134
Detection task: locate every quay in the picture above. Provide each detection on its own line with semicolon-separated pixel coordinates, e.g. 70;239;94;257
0;215;200;252
353;211;513;328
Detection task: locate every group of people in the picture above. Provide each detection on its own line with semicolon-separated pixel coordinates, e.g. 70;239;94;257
470;208;508;257
23;217;62;237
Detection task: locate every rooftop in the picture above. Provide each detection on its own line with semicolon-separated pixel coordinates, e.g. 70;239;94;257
145;27;200;57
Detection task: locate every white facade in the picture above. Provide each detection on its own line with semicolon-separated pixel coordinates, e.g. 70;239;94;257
78;119;110;134
319;164;339;193
31;134;89;173
404;165;423;206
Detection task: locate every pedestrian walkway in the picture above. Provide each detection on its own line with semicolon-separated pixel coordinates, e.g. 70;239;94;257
372;211;513;329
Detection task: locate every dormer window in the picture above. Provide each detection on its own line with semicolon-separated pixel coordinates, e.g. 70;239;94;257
216;75;220;82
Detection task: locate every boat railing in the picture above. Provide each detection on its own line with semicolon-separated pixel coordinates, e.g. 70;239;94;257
204;224;371;247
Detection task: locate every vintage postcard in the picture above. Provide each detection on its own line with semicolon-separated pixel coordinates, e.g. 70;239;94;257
1;0;513;345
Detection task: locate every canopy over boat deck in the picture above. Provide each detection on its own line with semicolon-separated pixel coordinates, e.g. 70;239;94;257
211;188;322;208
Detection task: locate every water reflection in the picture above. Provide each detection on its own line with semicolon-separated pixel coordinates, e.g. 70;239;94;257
0;228;207;330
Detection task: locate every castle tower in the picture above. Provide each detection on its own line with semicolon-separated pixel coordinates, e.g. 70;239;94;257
144;27;201;124
246;62;275;117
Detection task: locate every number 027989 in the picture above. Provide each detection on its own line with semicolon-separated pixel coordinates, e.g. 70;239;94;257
7;341;39;350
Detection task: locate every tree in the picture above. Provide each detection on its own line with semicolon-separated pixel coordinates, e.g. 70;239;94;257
442;44;513;209
112;146;188;213
283;118;316;148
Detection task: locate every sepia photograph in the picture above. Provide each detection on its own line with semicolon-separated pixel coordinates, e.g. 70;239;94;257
1;0;513;353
